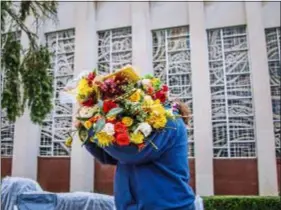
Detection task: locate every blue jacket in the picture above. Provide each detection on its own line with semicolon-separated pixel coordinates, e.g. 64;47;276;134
85;118;195;210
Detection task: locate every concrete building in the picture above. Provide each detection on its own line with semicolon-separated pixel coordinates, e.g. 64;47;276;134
1;1;280;196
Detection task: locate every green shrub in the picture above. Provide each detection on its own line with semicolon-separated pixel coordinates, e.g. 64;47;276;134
203;196;280;210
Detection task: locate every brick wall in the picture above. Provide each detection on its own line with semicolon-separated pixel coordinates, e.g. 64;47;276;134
37;157;70;192
3;156;279;194
213;159;258;195
189;159;196;192
94;160;116;195
1;157;12;178
277;158;281;193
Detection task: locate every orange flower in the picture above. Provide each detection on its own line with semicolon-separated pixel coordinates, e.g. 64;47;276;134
84;120;92;130
89;115;101;123
106;116;117;124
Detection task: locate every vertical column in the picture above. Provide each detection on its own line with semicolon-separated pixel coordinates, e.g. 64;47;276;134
245;2;278;195
12;17;40;180
131;2;153;76
70;2;97;192
188;2;214;196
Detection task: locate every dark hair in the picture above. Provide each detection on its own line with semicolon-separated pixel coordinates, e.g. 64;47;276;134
173;99;191;126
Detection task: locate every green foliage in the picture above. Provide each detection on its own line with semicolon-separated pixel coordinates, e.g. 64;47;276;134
1;33;22;122
1;1;58;124
20;46;54;124
203;196;280;210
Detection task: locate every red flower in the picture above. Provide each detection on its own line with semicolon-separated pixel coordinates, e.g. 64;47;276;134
114;122;127;133
162;85;169;92
137;143;145;151
147;86;154;95
103;100;117;113
87;72;96;81
116;132;130;146
82;98;94;107
154;90;167;103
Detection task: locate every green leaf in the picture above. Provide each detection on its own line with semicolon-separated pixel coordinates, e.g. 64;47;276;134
98;99;103;108
76;117;89;122
106;107;124;117
78;128;88;143
95;118;106;133
143;74;153;79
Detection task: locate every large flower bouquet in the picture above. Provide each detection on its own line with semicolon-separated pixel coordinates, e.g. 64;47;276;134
64;65;177;151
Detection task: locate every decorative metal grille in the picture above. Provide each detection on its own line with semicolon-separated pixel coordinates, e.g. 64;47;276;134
39;29;75;156
1;31;21;156
207;26;256;158
97;27;132;75
265;27;281;157
152;26;194;157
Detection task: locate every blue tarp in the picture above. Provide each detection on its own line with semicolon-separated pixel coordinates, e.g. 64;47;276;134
1;177;43;210
16;192;115;210
1;177;116;210
1;176;202;210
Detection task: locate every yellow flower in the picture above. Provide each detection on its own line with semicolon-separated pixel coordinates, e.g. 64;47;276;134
154;99;161;104
142;96;154;109
151;103;166;115
130;132;144;144
84;120;93;130
129;89;141;102
77;78;94;101
153;115;167;129
151;78;160;86
122;117;134;127
65;136;73;147
96;132;114;147
147;113;167;129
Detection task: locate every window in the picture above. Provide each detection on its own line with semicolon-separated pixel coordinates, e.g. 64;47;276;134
265;27;281;156
97;27;132;74
1;73;15;157
207;26;256;158
152;26;194;157
1;31;21;156
39;29;75;156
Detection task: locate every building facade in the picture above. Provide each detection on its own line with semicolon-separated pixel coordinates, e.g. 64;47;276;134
1;1;280;196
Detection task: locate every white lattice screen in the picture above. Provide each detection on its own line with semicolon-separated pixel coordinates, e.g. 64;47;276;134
39;29;75;156
1;31;21;156
152;26;194;157
265;27;281;157
97;27;132;74
207;26;256;158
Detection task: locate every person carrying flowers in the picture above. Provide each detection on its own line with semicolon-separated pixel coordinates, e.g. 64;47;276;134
63;65;196;210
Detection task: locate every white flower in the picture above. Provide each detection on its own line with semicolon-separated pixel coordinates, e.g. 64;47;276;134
144;95;152;101
102;123;115;136
135;122;152;137
78;106;97;118
142;79;152;88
